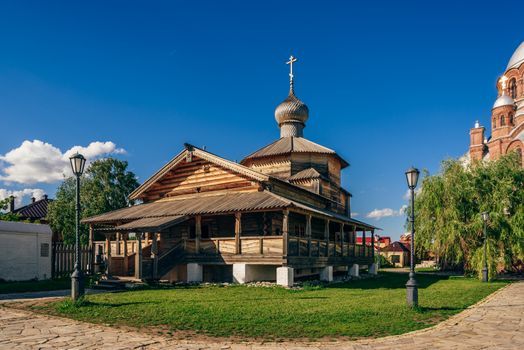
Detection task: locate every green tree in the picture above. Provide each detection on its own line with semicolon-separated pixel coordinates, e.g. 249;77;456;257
0;197;22;222
47;158;140;244
412;152;524;280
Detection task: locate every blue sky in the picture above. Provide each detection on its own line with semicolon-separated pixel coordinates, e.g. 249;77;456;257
1;0;523;239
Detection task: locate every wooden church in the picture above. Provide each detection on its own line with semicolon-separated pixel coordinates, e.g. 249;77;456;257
84;56;378;286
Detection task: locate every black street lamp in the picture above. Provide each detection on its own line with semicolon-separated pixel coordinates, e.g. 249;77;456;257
70;153;86;300
405;166;420;307
482;211;489;282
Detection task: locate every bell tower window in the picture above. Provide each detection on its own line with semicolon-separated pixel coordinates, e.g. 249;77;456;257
509;114;514;125
510;78;517;99
500;115;506;126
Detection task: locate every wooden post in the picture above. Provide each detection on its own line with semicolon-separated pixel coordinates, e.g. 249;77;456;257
234;213;242;255
282;210;289;256
353;226;357;257
195;215;202;253
106;234;112;277
135;232;143;280
123;232;128;273
306;214;312;257
371;229;375;260
362;230;366;257
88;225;94;275
115;232;121;255
151;232;158;279
325;219;330;257
340;223;344;256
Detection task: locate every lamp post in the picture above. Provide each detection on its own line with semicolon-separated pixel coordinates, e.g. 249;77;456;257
405;166;420;307
482;211;489;282
70;153;87;300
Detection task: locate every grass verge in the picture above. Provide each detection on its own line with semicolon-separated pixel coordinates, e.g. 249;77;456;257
26;273;507;340
0;278;70;294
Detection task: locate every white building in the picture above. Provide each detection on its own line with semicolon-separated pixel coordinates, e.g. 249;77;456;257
0;220;52;281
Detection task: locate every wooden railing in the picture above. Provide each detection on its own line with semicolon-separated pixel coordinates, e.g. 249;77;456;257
287;236;371;258
184;236;284;256
93;240;150;257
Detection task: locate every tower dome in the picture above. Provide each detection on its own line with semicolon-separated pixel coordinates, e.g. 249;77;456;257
507;41;524;70
274;92;309;126
493;75;515;109
275;56;309;138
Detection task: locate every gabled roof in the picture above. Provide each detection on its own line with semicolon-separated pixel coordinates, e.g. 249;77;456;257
382;241;410;253
241;137;349;168
288;168;323;181
129;144;270;200
13;197;52;220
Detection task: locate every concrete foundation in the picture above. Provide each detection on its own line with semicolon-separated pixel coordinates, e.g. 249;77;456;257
369;263;378;275
233;264;276;284
349;263;359;277
320;266;333;282
276;266;294;287
187;263;203;282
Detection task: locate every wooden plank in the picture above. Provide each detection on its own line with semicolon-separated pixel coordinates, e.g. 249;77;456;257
240;238;260;254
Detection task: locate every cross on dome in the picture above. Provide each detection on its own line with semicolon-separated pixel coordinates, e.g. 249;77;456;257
274;55;309;138
286;55;297;92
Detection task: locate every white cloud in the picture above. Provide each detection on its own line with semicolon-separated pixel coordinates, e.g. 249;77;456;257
0;188;45;208
0;140;126;184
366;205;408;220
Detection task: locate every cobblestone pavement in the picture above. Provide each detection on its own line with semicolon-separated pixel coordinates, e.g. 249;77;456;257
0;281;522;350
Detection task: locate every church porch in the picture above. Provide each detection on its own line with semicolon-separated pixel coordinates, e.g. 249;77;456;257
89;208;376;285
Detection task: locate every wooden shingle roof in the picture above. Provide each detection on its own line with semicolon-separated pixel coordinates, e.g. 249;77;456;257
288;168;323;181
241;137;349;168
83;190;378;230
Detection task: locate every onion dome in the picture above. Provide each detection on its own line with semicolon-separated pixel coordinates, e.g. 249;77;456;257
507;41;524;70
274;92;309;126
275;55;309;138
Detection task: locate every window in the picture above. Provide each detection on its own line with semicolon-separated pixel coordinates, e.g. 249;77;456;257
493;117;497;128
500;115;506;126
40;243;50;257
391;255;400;263
510;114;514;125
510;78;517;99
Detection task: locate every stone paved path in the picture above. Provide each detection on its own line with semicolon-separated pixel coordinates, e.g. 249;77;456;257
0;281;522;349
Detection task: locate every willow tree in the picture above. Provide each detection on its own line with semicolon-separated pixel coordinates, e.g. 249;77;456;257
413;152;524;280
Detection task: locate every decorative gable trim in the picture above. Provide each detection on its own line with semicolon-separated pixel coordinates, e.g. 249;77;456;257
129;144;269;200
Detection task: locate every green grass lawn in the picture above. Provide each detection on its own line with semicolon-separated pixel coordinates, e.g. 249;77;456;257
415;267;440;273
29;273;507;340
0;278;70;294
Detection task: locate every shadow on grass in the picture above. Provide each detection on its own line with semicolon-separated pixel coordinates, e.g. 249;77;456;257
417;306;463;312
327;272;450;290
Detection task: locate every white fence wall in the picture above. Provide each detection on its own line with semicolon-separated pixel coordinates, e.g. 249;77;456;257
0;221;52;281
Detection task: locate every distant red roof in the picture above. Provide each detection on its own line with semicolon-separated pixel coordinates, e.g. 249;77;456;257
356;236;390;244
382;241;410;253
